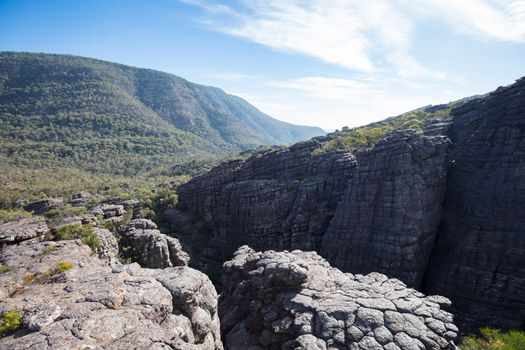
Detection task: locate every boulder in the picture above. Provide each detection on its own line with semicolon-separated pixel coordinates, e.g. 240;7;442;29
220;246;459;350
70;191;91;207
119;219;189;268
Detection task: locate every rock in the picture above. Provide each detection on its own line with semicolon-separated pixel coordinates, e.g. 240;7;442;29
219;246;458;350
171;140;355;281
70;191;91;206
119;219;189;268
89;204;126;222
424;77;525;330
0;239;222;349
24;198;63;214
0;217;48;245
93;227;119;263
321;131;449;288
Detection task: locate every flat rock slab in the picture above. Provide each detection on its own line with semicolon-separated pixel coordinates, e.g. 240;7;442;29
0;217;48;245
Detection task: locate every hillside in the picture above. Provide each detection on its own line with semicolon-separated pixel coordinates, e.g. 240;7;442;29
0;52;324;204
0;53;324;173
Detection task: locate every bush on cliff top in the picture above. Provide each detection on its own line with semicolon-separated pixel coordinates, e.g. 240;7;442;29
54;224;100;253
0;310;22;336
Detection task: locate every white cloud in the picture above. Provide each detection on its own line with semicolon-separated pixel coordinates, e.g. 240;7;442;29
418;0;525;43
185;0;446;78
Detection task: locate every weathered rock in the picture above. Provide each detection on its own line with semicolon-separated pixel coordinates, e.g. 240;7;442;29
0;239;222;349
0;217;48;245
119;219;189;268
423;77;525;330
24;198;63;214
171;140;355;278
93;227;119;264
220;246;458;350
89;203;126;222
70;191;91;206
322;131;449;288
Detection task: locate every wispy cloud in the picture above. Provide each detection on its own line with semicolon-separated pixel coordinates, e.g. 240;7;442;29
419;0;525;43
183;0;524;79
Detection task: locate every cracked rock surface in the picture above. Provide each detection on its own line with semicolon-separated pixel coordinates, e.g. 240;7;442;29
0;239;222;349
0;217;49;245
219;246;458;350
119;219;190;268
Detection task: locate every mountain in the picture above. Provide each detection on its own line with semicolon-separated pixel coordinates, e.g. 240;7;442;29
168;77;525;331
0;52;324;176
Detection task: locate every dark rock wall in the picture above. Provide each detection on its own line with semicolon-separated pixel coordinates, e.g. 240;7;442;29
321;131;449;288
423;78;525;330
177;140;355;260
174;77;525;330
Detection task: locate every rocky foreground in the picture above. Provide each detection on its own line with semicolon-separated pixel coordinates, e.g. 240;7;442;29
0;218;460;349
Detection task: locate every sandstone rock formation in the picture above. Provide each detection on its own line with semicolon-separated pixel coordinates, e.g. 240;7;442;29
321;131;449;288
70;191;91;206
0;239;222;349
119;219;189;268
0;217;48;245
173;77;525;330
23;198;64;214
220;246;459;350
423;78;525;330
172;140;355;269
89;203;126;222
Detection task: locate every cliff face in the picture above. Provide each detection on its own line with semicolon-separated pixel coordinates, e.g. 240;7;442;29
176;140;355;261
173;77;525;331
423;78;525;330
321;131;449;288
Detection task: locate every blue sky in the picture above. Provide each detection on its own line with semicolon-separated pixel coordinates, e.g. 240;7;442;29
1;0;524;130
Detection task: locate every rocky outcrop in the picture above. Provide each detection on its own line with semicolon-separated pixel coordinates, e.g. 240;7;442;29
322;131;449;288
0;217;48;245
0;239;222;349
220;246;459;350
89;203;126;222
93;227;119;263
173;77;525;331
24;198;63;214
119;219;189;268
71;191;91;206
172;140;355;268
423;78;525;330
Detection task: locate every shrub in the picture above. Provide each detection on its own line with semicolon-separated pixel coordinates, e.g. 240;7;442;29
0;265;13;274
0;310;22;335
54;224;100;253
462;328;525;350
0;209;32;222
54;261;73;274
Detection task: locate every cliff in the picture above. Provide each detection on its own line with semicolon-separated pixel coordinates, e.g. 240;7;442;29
172;77;525;331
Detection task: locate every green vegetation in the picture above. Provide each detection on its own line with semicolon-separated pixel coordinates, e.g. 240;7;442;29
0;310;22;335
462;328;525;350
54;224;100;253
0;208;32;222
0;265;13;274
54;261;74;274
0;52;323;208
317;101;471;153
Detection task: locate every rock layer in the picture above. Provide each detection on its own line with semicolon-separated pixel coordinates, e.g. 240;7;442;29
220;246;458;350
0;239;222;349
0;217;49;245
423;78;525;330
322;131;449;288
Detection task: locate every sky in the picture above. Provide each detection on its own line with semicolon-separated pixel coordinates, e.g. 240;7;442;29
0;0;524;131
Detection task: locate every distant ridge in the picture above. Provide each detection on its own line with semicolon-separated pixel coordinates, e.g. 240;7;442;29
0;52;324;175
